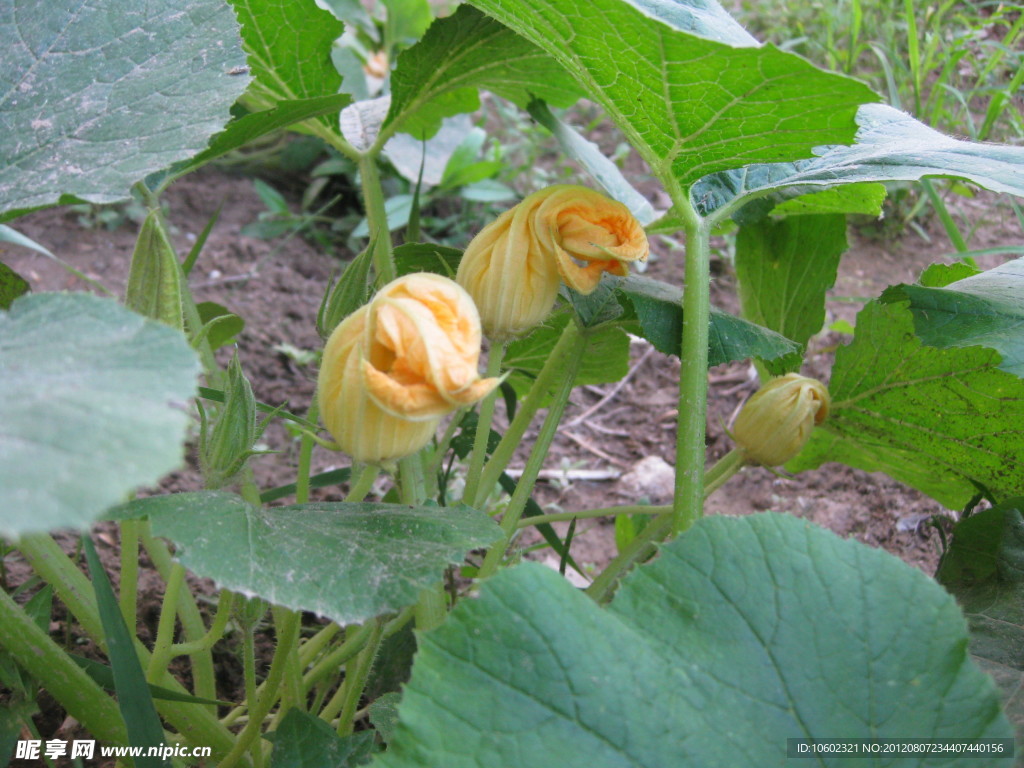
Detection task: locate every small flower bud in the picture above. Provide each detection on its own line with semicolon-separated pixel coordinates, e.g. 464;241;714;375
456;185;648;341
317;273;499;464
732;373;830;466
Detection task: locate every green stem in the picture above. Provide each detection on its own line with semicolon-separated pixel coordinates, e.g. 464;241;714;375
335;619;384;736
463;344;506;508
147;562;186;681
220;609;302;768
358;154;395;284
345;464;379;502
304;622;375;693
588;447;748;603
296;401;320;505
398;453;426;506
517;504;669;529
0;588;128;745
474;321;580;505
673;216;713;535
17;534;242;762
118;518;140;630
140;525;217;705
169;590;234;656
477;327;588;579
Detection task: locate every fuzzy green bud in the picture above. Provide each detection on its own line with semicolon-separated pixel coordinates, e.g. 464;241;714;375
732;373;830;466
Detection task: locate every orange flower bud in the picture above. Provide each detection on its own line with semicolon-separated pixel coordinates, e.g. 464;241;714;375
456;185;649;340
317;273;499;464
732;373;830;466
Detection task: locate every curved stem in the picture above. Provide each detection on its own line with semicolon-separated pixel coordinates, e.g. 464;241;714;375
673;216;713;535
473;321;580;506
147;562;187;681
169;590;234;656
335;618;384;736
345;464;380;502
477;326;588;579
220;609;302;768
357;154;395;284
463;344;506;507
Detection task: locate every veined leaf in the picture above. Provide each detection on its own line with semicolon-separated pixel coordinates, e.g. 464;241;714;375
0;294;199;537
374;514;1010;767
230;0;343;126
937;500;1024;742
790;298;1024;509
694;104;1024;222
0;0;249;218
268;709;376;768
111;492;501;624
383;5;580;142
468;0;876;190
884;257;1024;378
736;214;849;371
619;275;800;366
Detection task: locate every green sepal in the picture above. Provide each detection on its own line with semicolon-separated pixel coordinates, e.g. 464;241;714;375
124;210;184;331
317;237;376;339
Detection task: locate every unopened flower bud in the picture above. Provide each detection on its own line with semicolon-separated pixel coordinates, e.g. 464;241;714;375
456;185;648;341
732;373;830;466
317;273;499;464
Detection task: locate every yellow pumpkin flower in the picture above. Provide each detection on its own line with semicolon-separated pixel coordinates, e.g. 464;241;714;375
732;373;830;467
456;185;649;340
317;273;499;464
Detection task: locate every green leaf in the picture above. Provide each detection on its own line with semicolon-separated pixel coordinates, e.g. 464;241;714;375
937;500;1024;743
694;104;1024;221
0;261;29;310
527;100;657;226
230;0;343;123
393;243;462;278
111;492;502;624
0;293;199;538
468;0;876;190
83;537;165;768
0;0;249;218
770;183;887;219
884;257;1024;378
196;301;244;350
269;708;376;768
382;0;432;47
153;95;353;190
790;298;1024;509
369;692;402;745
503;313;630;401
619;275;801;366
383;5;581;141
736;214;849;371
375;513;1010;768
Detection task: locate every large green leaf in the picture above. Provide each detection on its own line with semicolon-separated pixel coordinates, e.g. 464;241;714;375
382;5;580;141
937;500;1024;743
230;0;343;122
736;214;849;371
694;104;1024;222
375;513;1010;768
0;0;249;218
885;257;1024;378
0;293;199;538
619;275;801;366
111;492;501;624
269;709;376;768
468;0;875;190
790;298;1024;509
